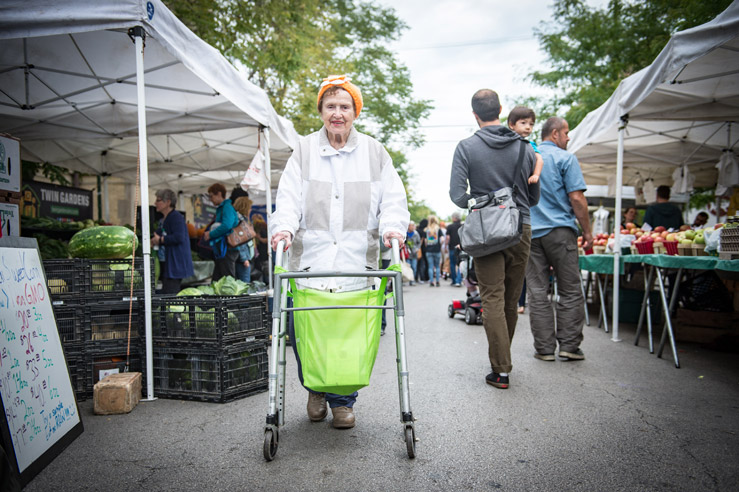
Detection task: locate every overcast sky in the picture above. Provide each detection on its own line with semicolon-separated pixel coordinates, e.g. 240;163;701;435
378;0;601;218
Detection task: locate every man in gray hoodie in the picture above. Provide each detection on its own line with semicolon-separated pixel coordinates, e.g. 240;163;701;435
449;89;540;389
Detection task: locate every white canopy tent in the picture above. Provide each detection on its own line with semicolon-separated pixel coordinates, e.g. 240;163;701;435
568;0;739;341
0;0;300;399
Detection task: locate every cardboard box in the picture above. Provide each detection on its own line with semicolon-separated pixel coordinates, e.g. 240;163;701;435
93;372;142;415
0;134;21;192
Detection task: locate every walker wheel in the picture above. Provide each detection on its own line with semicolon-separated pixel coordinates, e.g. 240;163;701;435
464;307;475;325
447;304;455;318
404;425;416;459
263;428;278;461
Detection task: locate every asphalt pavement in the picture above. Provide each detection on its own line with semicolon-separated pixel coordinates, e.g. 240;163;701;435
25;278;739;491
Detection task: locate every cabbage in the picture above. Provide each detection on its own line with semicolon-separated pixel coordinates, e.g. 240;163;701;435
196;285;215;295
176;287;203;297
211;276;250;296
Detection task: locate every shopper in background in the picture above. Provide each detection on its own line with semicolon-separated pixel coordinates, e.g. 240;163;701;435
643;185;684;230
230;187;255;283
445;212;463;287
527;116;592;362
204;183;239;281
424;215;444;287
405;221;421;286
151;188;194;294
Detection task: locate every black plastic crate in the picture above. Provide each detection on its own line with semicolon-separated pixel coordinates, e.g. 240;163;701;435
64;357;88;402
85;299;144;353
679;271;733;312
85;258;155;301
151;295;269;346
153;340;268;403
84;350;144;398
52;303;85;344
43;259;86;301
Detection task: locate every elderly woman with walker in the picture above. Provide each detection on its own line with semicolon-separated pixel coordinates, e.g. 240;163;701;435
265;75;416;459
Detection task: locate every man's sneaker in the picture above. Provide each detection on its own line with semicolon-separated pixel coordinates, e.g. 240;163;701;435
307;392;327;421
485;372;509;389
559;349;585;361
534;352;556;361
331;406;355;429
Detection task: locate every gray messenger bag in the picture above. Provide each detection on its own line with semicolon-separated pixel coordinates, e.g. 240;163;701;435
459;140;527;257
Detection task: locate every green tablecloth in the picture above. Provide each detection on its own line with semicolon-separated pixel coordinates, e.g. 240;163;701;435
579;254;739;274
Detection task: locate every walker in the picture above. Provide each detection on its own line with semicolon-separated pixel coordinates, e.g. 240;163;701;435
263;239;417;460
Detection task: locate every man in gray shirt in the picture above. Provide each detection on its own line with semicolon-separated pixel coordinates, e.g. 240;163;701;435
449;89;540;389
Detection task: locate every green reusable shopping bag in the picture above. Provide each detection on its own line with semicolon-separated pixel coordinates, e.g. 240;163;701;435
290;276;390;396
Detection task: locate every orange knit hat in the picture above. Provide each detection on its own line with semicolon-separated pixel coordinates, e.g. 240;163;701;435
317;75;363;116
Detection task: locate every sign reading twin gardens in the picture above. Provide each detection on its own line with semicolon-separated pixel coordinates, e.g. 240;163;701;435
21;181;93;221
0;237;83;486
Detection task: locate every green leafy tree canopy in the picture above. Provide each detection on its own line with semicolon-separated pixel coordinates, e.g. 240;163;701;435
164;0;432;194
530;0;732;128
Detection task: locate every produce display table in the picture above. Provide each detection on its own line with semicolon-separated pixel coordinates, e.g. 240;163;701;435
579;254;739;368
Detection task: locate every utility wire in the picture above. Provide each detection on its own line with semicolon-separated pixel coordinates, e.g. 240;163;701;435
398;35;532;52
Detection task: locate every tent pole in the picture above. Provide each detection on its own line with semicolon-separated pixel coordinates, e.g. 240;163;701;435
102;175;110;223
263;127;273;291
612;115;628;343
133;26;155;401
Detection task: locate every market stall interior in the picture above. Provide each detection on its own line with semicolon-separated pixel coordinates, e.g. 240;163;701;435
569;0;739;341
0;0;299;401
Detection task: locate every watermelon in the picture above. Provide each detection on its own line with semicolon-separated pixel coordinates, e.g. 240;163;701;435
68;226;139;259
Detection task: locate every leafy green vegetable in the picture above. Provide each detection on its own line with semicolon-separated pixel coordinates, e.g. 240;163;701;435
211;276;250;296
196;285;215;295
177;287;203;297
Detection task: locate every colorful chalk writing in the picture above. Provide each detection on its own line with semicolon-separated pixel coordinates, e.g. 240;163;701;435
0;246;80;473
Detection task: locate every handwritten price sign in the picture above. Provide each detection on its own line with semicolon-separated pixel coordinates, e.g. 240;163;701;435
0;244;81;479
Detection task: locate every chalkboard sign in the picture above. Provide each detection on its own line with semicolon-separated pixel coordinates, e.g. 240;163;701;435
0;237;83;487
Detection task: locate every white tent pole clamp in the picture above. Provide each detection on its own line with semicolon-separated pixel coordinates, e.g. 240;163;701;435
132;26;156;401
612;114;628;343
263;126;274;291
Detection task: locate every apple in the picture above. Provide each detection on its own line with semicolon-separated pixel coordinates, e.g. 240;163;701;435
629;227;638;234
654;226;666;233
715;223;725;229
660;231;669;238
694;234;705;245
684;230;696;240
654;236;664;242
609;233;615;238
681;239;693;245
679;225;691;232
625;222;636;230
643;236;654;243
635;231;644;238
666;233;677;241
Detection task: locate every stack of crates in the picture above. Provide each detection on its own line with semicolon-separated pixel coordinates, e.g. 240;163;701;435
150;295;270;402
44;257;153;400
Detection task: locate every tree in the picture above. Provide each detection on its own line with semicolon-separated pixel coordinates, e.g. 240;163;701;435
163;0;432;193
529;0;733;128
407;199;435;224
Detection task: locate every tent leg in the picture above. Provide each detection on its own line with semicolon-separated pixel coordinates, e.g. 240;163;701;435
133;26;156;401
611;116;628;343
263;127;273;291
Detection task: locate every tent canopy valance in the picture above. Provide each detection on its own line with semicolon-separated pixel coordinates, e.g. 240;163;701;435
0;0;299;191
569;0;739;188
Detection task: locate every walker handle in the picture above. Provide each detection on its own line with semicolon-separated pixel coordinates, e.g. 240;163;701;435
275;240;287;268
391;237;401;265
